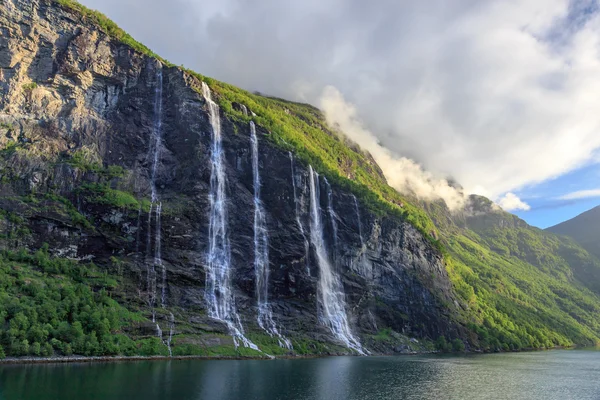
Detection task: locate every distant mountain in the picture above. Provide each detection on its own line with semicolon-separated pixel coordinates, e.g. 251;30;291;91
547;206;600;260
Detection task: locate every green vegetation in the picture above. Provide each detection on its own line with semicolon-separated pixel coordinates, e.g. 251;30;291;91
444;229;600;351
43;192;93;229
21;82;38;91
64;149;125;179
0;141;20;158
0;247;149;357
78;183;142;211
0;209;30;239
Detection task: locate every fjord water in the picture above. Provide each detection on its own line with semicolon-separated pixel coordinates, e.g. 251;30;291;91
2;350;599;400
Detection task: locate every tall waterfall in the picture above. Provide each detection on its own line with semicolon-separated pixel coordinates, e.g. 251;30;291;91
251;122;292;349
353;195;365;249
289;152;310;275
202;82;258;351
324;178;339;258
146;67;172;356
308;167;365;354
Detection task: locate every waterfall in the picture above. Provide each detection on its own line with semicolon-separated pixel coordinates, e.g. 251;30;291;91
167;312;175;357
135;206;142;255
289;152;310;275
251;122;292;350
149;70;164;204
156;202;167;307
308;166;365;355
145;67;172;356
353;195;365;249
146;203;156;321
324;178;339;258
202;82;258;351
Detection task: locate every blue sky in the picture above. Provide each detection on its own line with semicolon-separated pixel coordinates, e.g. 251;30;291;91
513;162;600;228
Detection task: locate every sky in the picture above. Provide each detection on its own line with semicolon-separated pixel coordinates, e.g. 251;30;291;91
79;0;600;228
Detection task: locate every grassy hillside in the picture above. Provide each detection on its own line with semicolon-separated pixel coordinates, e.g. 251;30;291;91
426;199;600;350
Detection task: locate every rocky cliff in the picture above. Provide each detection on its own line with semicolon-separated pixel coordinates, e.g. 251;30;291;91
0;0;462;356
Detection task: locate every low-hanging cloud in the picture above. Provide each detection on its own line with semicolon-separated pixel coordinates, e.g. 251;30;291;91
81;0;600;210
320;86;467;210
497;193;532;211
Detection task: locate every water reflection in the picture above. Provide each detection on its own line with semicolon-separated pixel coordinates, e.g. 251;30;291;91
1;351;600;400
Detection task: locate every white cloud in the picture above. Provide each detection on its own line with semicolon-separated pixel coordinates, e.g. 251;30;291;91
320;86;467;210
80;0;600;203
559;189;600;200
497;193;531;211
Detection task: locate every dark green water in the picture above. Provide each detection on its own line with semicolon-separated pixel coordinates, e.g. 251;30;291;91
1;350;599;400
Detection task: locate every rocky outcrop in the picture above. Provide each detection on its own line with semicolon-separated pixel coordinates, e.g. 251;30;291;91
0;0;461;353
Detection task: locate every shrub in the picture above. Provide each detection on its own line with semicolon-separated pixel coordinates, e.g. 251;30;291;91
451;338;465;352
22;82;38;91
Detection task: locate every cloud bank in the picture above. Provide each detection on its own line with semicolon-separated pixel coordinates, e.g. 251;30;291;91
80;0;600;211
320;86;467;210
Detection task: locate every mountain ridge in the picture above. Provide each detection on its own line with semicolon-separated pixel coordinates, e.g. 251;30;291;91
547;205;600;261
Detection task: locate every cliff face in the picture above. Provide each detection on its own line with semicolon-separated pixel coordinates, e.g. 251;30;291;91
0;0;460;354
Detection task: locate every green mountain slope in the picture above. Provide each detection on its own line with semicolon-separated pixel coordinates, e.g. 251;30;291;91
547;206;600;261
426;197;600;349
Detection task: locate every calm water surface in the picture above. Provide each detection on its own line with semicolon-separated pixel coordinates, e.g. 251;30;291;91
1;350;599;400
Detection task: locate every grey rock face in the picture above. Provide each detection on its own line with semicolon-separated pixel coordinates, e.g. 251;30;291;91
0;0;461;351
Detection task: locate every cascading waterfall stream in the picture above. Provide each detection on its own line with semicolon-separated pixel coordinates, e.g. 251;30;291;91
324;178;339;258
289;152;310;275
202;82;258;351
251;122;292;350
309;166;365;355
145;67;172;356
352;195;365;248
351;195;369;276
146;203;155;321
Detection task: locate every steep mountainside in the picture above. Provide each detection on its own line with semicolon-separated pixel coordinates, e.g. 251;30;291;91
547;206;600;261
0;0;599;359
427;197;600;349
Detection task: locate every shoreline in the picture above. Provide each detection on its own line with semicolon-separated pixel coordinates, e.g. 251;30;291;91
0;353;328;366
0;345;589;366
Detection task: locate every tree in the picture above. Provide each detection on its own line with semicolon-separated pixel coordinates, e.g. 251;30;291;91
451;338;465;352
31;342;41;356
435;336;450;352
